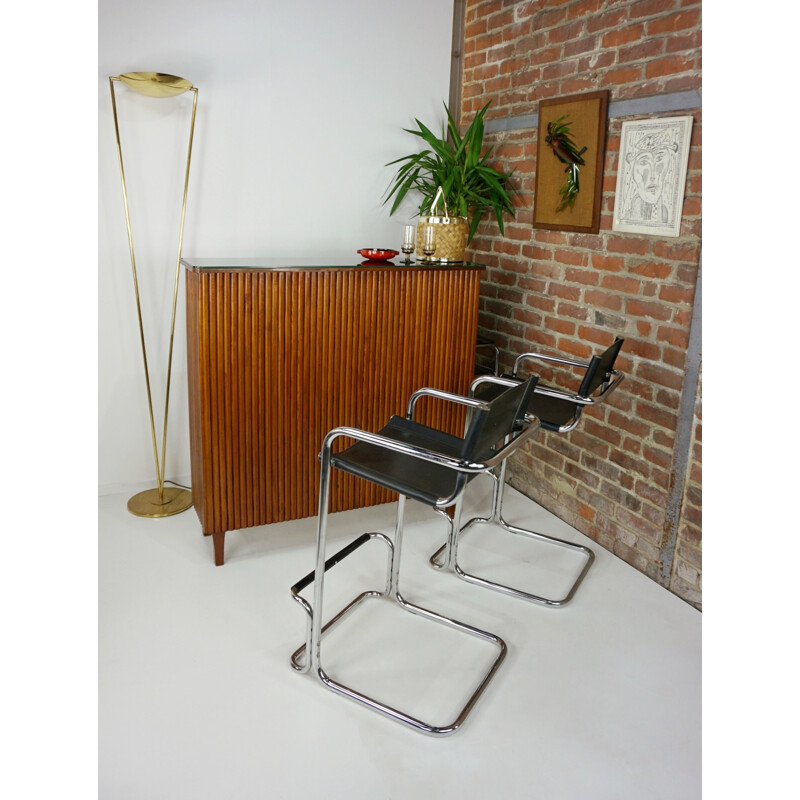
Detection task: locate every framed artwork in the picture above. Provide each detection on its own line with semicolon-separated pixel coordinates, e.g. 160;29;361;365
612;115;693;238
533;90;609;234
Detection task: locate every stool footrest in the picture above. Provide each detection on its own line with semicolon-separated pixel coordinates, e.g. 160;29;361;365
291;532;372;594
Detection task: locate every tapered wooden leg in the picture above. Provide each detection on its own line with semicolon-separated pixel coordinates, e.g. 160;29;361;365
212;531;226;566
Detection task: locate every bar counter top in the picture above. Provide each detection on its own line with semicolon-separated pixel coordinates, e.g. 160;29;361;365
181;256;484;271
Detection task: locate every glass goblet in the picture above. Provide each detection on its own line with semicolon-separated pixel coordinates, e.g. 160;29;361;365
401;224;415;264
422;225;436;263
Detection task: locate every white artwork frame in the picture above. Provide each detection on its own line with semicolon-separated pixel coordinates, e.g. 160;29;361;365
612;115;693;238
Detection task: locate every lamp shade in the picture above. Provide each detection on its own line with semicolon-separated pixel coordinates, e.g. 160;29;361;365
119;72;193;98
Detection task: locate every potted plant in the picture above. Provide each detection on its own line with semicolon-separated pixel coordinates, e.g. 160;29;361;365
384;101;516;261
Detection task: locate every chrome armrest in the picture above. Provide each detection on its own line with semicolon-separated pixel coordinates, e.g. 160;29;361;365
532;370;624;406
469;374;520;396
513;351;589;373
513;351;625;406
406;387;488;419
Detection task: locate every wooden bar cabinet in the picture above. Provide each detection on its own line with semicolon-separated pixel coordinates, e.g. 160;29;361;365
183;257;483;565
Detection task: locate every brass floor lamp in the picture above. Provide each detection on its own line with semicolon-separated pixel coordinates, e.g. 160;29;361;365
109;72;198;518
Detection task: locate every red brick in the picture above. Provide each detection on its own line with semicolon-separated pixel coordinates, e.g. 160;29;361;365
526;294;556;313
606;66;645;87
543;14;577;41
629;260;673;279
626;298;673;321
637;401;678;432
601;274;642;294
473;62;499;81
518;276;548;293
658;284;695;305
631;0;679;20
529;45;564;66
534;230;568;245
647;9;701;34
546;316;577;336
569;233;605;250
646;54;695;79
665;29;702;54
554;249;589;267
549;283;582;301
543;60;578;80
610;449;651;480
466;19;488;38
622;436;642;455
564;36;598;58
561;76;599;94
682;197;702;216
582;417;623;447
638;363;684;391
557;336;594;360
607;236;650;255
618;39;666;64
565;268;599;285
591;253;625;272
587;7;628;33
557;302;591;321
579;50;617;72
568;0;605;19
512;304;542;324
601;24;645;48
584;289;623;311
662;347;686;370
635;480;669;508
656;325;689;349
624;338;662;361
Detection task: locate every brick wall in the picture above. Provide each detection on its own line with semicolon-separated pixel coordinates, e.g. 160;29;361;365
460;0;702;608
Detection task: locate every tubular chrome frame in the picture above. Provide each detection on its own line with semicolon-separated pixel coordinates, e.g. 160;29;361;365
426;364;624;607
290;398;542;736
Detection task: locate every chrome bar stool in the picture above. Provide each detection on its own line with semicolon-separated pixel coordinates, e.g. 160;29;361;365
429;337;625;608
290;377;540;736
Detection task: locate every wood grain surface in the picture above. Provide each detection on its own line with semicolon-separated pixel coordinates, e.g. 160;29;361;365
185;264;482;563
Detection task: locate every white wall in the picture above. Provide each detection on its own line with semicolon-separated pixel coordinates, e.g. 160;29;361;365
99;0;454;493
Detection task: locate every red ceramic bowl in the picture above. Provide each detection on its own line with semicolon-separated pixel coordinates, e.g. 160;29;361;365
357;248;399;262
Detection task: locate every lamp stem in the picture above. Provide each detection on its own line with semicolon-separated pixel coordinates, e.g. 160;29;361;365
109;77;163;491
160;87;198;502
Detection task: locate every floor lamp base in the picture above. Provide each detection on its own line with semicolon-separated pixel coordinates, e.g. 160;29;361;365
128;487;193;518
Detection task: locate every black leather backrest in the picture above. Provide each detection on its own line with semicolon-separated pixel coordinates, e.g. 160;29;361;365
578;337;624;398
461;376;538;462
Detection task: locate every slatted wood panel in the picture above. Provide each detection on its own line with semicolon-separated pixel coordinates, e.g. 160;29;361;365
185;264;482;559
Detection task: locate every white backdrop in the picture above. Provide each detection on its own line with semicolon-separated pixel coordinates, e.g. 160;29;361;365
98;0;454;493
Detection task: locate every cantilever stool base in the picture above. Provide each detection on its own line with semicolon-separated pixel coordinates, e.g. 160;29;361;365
290;525;507;737
428;473;595;608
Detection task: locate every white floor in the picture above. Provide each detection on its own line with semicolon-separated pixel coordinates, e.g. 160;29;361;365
99;478;701;800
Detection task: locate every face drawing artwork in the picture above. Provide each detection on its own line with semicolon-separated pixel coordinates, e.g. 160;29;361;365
612;115;692;238
623;133;679;223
